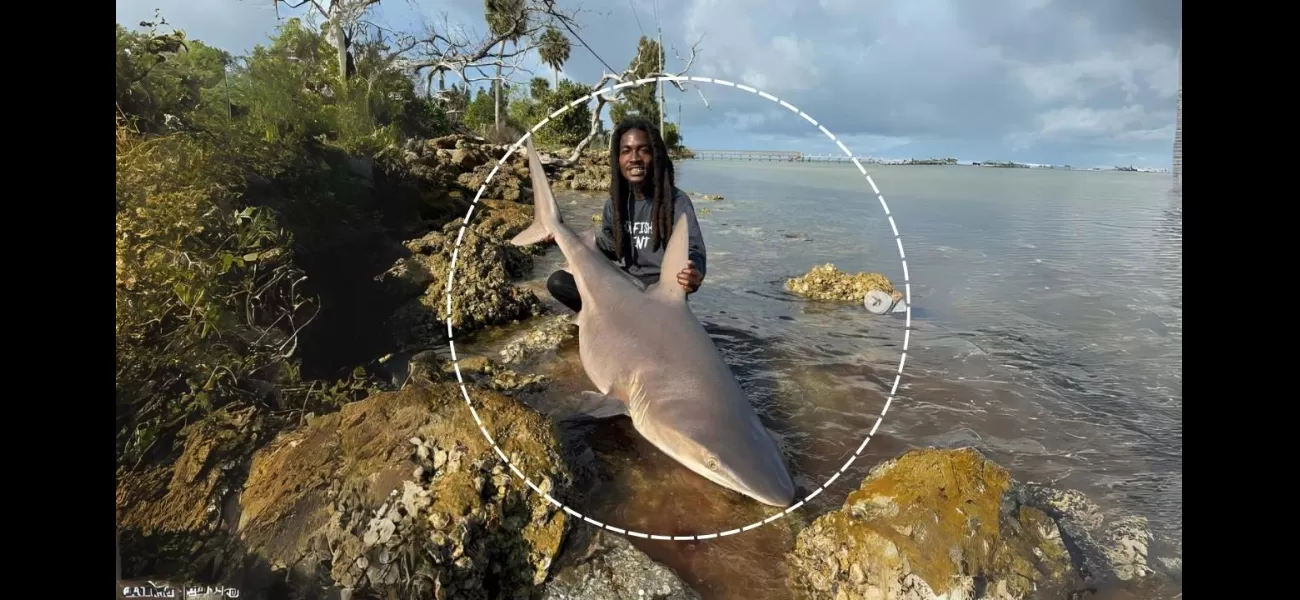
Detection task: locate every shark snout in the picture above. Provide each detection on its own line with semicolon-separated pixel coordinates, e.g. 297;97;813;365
715;444;797;508
749;469;797;508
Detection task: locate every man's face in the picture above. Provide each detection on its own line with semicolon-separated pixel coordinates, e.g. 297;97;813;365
618;129;653;186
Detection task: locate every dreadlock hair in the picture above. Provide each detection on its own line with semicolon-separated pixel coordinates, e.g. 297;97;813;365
608;115;676;264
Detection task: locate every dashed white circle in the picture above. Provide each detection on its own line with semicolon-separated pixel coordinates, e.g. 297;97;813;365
445;75;912;541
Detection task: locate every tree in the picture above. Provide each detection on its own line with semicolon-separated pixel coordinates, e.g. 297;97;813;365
268;1;390;85
463;86;499;133
403;1;583;114
484;0;529;133
503;77;591;148
116;16;233;133
610;36;664;126
563;37;708;163
537;27;570;89
662;121;682;150
527;76;550;101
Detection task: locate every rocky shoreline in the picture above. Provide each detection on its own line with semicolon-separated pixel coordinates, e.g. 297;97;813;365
116;134;1180;600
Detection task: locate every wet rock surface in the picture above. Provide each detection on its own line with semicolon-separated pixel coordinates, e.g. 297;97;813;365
499;314;579;365
784;263;901;304
786;448;1180;600
444;355;550;396
1012;484;1177;589
540;529;701;600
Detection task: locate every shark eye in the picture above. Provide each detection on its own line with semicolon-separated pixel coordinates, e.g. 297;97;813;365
705;456;719;471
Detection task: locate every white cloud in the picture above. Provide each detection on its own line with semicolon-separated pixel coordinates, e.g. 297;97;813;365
114;0;1182;166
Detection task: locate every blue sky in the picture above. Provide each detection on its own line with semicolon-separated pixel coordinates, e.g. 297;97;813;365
116;0;1181;169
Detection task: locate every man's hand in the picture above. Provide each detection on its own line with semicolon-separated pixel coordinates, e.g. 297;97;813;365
677;260;703;294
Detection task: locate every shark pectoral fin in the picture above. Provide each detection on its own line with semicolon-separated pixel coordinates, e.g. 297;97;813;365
646;212;693;303
534;390;626;422
511;221;550;246
572;391;629;419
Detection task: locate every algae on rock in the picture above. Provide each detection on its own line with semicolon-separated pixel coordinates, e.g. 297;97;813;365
786;447;1172;600
785;263;899;303
234;382;590;599
787;448;1079;600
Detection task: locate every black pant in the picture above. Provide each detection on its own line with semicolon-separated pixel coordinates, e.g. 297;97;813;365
547;269;664;313
547;270;584;312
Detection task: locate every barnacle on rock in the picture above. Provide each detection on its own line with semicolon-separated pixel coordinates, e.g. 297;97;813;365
784;263;898;303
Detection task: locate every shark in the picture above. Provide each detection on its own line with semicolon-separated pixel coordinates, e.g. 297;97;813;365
509;138;797;508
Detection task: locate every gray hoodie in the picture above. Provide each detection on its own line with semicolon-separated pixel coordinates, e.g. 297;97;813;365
594;186;707;286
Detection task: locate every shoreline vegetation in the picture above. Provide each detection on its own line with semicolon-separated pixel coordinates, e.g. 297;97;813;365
116;7;1180;599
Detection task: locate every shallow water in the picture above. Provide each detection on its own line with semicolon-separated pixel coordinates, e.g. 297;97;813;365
476;162;1182;599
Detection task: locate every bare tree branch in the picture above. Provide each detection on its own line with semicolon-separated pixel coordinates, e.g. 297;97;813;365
400;0;583;92
564;37;705;162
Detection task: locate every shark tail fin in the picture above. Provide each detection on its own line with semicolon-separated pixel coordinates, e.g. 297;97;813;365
647;212;692;303
510;136;562;246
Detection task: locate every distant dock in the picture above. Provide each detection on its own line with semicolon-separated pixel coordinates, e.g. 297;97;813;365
687;150;958;165
683;151;1166;172
690;150;803;161
688;150;932;163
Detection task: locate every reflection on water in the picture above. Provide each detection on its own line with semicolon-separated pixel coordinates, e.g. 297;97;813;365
476;166;1182;599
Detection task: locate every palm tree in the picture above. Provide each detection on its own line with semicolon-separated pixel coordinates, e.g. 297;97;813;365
484;0;529;132
538;27;570;89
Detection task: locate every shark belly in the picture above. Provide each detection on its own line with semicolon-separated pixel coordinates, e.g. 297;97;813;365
575;287;664;400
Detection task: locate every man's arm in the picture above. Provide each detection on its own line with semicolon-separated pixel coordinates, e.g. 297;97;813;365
594;197;618;261
674;190;708;280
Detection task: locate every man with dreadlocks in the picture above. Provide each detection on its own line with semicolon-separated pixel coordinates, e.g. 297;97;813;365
545;116;707;314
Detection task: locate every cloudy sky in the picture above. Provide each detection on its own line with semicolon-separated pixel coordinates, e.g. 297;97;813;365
116;0;1181;168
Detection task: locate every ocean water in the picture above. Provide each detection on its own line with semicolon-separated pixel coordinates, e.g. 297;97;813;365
492;160;1182;599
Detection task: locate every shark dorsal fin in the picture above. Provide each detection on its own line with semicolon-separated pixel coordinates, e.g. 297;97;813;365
510;137;560;246
647;212;692;303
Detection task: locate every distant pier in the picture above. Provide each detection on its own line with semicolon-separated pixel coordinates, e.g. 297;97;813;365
1172;39;1182;188
689;150;877;163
